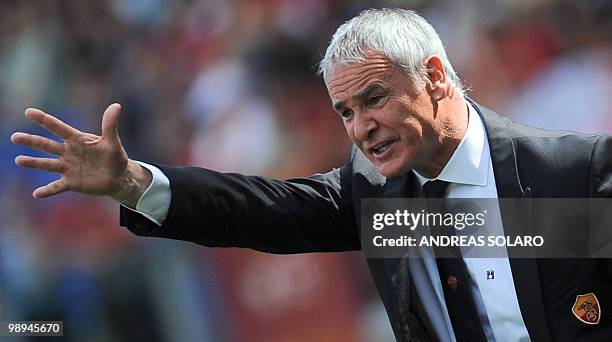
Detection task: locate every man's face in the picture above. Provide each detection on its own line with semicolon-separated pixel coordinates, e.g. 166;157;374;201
328;53;439;178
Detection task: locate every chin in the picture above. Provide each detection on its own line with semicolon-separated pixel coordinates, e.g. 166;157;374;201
371;149;415;178
375;162;410;179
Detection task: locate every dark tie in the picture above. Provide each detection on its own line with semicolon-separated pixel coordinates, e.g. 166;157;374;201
420;180;488;342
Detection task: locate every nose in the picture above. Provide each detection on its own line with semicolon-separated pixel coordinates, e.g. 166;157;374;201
353;110;378;142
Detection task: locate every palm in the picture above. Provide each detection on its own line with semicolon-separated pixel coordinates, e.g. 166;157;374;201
61;131;128;196
11;104;129;198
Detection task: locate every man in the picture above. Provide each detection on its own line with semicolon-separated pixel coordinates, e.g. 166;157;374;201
11;8;612;342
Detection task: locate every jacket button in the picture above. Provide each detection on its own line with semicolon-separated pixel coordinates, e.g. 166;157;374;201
447;275;459;290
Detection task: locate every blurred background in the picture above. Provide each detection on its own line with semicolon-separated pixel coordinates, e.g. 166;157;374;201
0;0;610;341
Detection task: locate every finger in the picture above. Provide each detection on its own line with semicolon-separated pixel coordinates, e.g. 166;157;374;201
101;103;122;142
24;108;79;140
11;132;64;155
33;178;68;198
15;155;63;172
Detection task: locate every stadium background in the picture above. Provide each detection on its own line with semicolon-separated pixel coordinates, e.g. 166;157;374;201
0;0;610;341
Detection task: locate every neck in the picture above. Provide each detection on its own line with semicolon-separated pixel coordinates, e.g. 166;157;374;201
414;96;469;179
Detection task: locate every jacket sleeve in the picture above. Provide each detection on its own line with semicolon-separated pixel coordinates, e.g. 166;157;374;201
589;135;612;198
119;163;360;254
587;135;612;278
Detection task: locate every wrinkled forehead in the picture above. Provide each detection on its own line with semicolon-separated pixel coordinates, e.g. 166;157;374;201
327;54;395;90
326;55;402;102
326;52;390;80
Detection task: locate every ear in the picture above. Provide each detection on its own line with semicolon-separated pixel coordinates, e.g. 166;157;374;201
424;56;449;101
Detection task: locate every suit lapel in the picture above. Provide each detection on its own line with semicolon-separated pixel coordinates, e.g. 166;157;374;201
380;173;413;281
382;173;439;341
472;100;552;342
383;173;413;198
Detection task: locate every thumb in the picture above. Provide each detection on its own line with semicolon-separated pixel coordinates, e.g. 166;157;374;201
101;103;122;141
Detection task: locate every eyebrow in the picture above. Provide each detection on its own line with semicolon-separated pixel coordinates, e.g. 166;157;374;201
332;83;387;112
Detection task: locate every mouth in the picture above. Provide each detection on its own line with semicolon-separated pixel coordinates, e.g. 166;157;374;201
369;139;396;158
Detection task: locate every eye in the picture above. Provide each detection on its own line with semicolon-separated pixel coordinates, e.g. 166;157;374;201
340;109;354;119
367;95;385;106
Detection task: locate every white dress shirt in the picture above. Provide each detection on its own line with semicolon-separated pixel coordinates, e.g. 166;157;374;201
127;102;531;341
123;161;171;226
412;103;530;341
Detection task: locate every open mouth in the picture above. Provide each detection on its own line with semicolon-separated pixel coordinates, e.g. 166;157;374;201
370;140;396;157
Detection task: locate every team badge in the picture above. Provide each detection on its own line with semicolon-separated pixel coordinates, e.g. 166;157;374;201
572;293;601;325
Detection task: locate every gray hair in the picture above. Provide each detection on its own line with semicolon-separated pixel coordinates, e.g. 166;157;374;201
319;8;463;95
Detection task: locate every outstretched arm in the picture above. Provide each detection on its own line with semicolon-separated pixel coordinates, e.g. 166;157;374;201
11;103;151;208
12;103;360;253
121;164;360;253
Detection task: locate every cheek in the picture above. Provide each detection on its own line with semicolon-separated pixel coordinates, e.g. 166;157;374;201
343;122;357;142
397;117;423;144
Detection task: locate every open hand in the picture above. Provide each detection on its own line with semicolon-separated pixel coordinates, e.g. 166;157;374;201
11;103;150;206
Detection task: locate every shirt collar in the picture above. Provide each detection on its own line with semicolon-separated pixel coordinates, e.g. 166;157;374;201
414;102;489;187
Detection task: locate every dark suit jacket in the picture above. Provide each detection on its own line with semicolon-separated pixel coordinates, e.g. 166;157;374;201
121;102;612;341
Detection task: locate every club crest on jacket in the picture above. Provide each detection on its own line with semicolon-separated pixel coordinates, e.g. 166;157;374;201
572;293;601;325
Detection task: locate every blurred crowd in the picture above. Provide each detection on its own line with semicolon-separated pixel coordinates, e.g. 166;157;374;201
0;0;610;341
